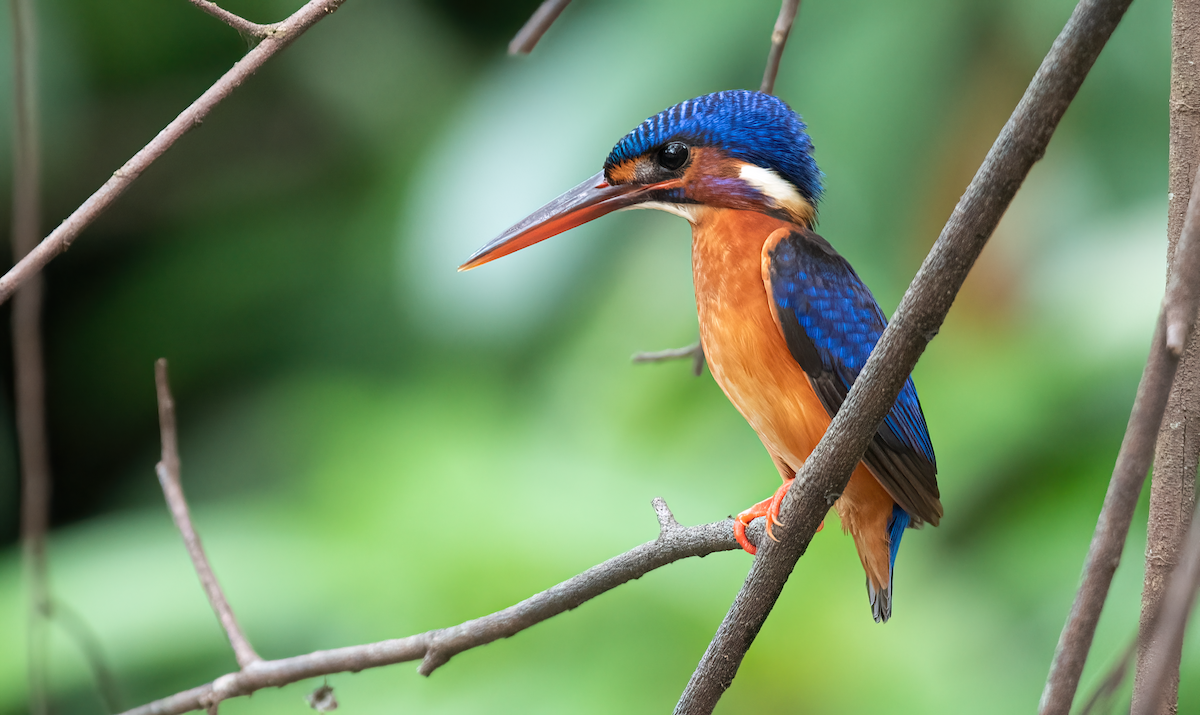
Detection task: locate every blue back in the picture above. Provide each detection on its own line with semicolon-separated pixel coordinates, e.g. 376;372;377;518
770;234;936;465
604;90;824;204
766;230;941;529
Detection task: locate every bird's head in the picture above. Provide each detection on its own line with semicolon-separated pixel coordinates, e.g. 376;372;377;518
460;89;822;270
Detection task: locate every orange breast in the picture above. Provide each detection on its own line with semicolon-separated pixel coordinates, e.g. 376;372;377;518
691;208;895;589
691;209;829;469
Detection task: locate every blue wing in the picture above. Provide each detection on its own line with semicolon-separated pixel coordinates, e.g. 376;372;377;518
766;229;942;526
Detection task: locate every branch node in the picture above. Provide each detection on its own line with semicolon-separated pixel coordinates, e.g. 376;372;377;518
652;497;682;538
1167;321;1186;357
418;643;450;677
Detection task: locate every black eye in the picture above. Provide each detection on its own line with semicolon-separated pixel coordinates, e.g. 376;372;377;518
657;142;690;171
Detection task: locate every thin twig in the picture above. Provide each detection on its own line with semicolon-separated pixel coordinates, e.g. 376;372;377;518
0;0;347;309
1132;497;1200;715
50;599;124;713
185;0;273;38
674;1;1134;712
507;0;571;55
10;0;50;711
154;359;261;670
760;0;800;95
1040;145;1200;715
120;499;763;715
631;343;706;376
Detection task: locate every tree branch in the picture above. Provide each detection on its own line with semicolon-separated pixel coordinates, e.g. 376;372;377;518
1132;496;1200;715
759;0;800;95
1039;140;1200;715
120;498;763;715
507;0;571;56
9;0;50;710
49;599;124;713
675;1;1134;712
0;0;346;309
1131;2;1200;711
185;0;273;39
155;359;260;670
631;343;705;377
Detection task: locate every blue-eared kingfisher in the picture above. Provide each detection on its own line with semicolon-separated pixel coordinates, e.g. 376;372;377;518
460;90;941;622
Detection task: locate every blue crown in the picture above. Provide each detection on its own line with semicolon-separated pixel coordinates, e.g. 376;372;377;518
603;90;823;204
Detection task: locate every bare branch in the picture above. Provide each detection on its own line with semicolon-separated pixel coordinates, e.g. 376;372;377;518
1132;3;1200;711
1132;498;1200;715
0;0;346;309
121;500;764;715
9;0;50;711
508;0;571;55
760;0;800;95
49;599;124;713
631;343;706;376
185;0;272;38
154;359;261;670
1040;149;1200;715
674;1;1135;712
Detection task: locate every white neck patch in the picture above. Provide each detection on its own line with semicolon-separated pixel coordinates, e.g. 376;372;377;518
626;201;700;224
738;163;808;218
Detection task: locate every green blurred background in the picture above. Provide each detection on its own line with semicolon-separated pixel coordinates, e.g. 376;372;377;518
0;0;1191;712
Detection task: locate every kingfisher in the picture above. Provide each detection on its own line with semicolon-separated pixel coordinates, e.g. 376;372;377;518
460;89;941;622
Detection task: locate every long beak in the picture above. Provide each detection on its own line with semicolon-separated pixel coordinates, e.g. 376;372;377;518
459;171;681;271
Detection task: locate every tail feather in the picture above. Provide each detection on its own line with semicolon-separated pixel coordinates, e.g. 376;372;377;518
868;505;911;623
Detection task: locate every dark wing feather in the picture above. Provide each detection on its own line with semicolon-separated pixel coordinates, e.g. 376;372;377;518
766;229;942;526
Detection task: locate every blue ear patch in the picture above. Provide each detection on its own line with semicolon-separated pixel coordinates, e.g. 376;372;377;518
604;90;823;205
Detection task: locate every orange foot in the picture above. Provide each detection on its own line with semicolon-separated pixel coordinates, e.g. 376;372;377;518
732;478;824;555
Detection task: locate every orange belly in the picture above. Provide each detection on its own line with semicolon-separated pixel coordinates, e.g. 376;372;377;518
691;208;895;589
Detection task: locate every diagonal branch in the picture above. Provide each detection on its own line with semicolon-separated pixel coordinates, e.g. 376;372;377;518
675;1;1135;712
120;499;765;715
0;0;347;309
508;0;572;55
759;0;800;95
155;359;261;670
185;0;273;38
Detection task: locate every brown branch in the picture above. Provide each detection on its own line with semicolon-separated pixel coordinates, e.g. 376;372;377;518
760;0;800;95
1132;497;1200;715
0;0;346;309
674;1;1134;712
507;0;571;55
1131;1;1200;710
185;0;273;38
121;498;765;715
9;0;50;711
49;599;124;713
631;343;706;376
155;359;261;670
1040;144;1200;715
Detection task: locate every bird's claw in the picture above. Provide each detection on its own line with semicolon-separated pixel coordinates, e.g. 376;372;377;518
736;477;815;553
